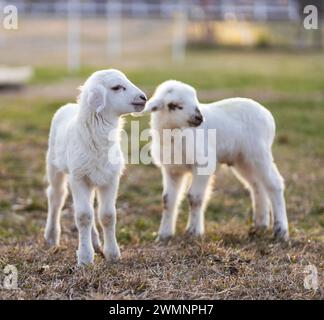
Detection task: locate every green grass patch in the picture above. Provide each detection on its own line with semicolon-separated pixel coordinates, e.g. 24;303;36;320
29;51;324;93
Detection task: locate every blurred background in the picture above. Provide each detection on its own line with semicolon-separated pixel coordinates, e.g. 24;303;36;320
0;0;323;299
0;0;323;70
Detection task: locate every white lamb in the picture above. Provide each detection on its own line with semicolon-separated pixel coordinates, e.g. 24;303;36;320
44;69;147;265
144;80;289;241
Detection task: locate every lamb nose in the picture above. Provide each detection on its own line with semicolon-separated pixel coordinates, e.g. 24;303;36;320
139;94;147;101
195;115;203;121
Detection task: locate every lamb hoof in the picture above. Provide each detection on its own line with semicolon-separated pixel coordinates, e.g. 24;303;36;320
44;233;60;248
185;226;204;238
249;225;269;238
92;241;103;255
104;247;121;262
94;246;104;258
77;250;95;266
155;233;173;243
273;226;289;242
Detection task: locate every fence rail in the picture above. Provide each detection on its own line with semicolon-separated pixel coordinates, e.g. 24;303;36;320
4;0;300;21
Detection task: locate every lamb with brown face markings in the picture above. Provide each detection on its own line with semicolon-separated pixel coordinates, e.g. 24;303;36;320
143;83;204;129
142;79;289;243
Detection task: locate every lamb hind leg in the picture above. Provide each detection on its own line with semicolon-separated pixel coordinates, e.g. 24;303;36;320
44;163;67;247
89;190;102;254
250;184;271;232
91;224;102;254
260;162;289;241
232;163;271;232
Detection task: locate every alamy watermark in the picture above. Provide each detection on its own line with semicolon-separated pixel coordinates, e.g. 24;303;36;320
1;4;18;30
303;264;319;292
106;123;217;175
303;5;319;30
0;265;18;290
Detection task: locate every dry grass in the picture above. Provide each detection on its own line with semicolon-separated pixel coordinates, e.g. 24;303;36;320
0;224;323;299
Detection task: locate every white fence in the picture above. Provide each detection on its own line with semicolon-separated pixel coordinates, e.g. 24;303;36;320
4;0;300;21
0;0;307;72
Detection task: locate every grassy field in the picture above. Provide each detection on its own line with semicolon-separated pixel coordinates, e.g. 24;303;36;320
0;50;323;299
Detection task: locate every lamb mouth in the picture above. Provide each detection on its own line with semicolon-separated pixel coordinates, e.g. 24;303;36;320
187;120;202;127
132;102;146;111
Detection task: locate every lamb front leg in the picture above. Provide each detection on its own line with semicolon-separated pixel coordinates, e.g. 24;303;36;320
70;177;95;265
186;172;212;237
157;168;186;241
97;178;120;262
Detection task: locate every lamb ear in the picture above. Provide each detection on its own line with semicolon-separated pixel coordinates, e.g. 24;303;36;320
142;98;163;113
87;86;105;113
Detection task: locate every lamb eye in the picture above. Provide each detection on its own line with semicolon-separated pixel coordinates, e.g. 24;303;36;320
168;103;182;111
111;85;124;91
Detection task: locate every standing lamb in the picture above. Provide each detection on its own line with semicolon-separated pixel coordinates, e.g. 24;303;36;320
44;69;147;265
143;80;289;241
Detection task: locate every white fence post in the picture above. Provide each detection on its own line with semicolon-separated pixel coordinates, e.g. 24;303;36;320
288;0;299;21
254;0;267;21
0;0;6;48
67;0;81;72
106;0;122;59
172;1;188;63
